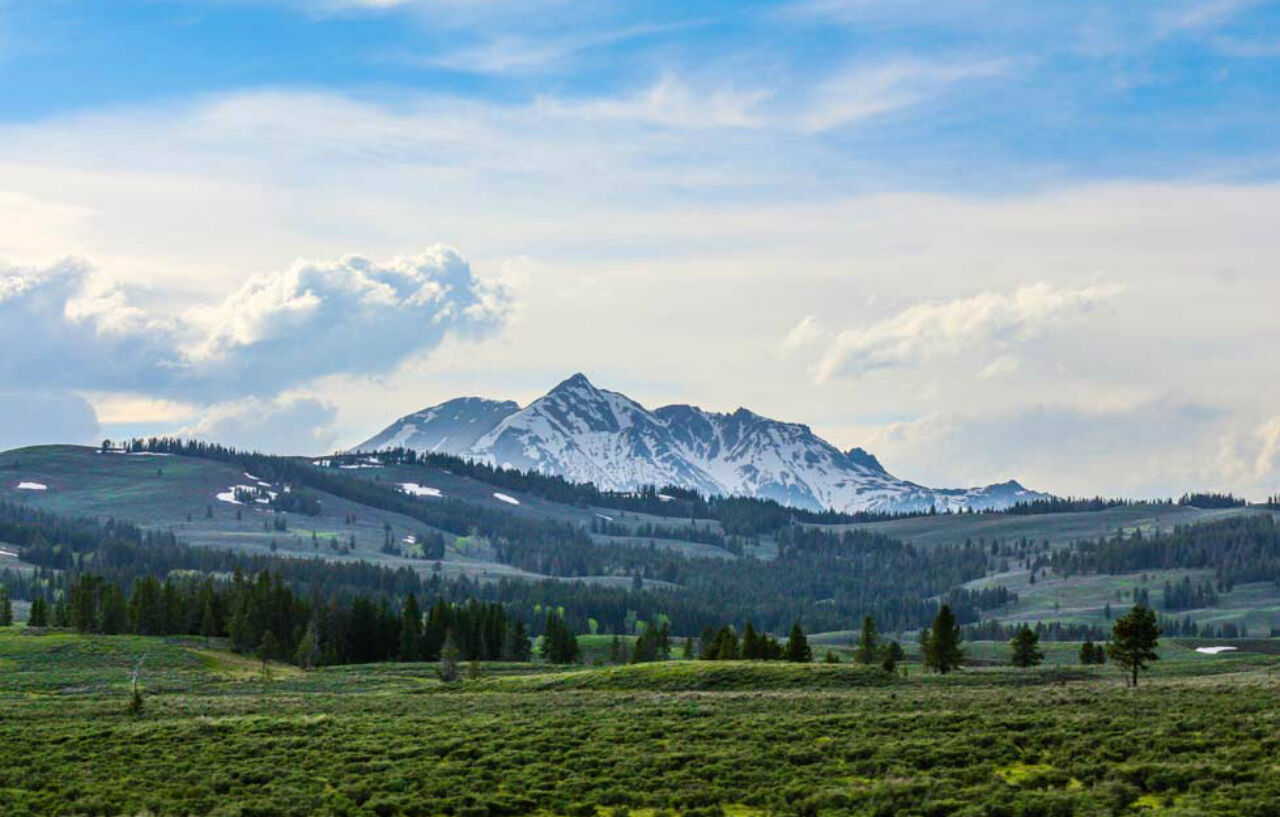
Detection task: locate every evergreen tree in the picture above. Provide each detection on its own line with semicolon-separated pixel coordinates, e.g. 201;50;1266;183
926;605;963;674
882;641;904;673
257;631;279;679
1010;624;1044;668
27;596;48;628
437;631;461;682
1079;640;1106;665
542;611;580;664
917;627;932;668
1108;605;1160;687
742;622;760;660
856;615;879;664
784;623;812;663
504;620;532;662
294;620;319;669
398;594;422;661
0;587;11;626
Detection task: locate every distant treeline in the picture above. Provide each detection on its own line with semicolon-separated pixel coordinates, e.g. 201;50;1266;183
1049;515;1280;588
1003;496;1168;515
52;570;533;667
1177;492;1248;509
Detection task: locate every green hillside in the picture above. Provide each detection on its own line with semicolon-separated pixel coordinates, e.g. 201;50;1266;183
839;502;1272;550
0;445;549;582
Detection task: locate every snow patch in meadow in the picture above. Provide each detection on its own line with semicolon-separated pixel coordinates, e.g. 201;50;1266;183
16;482;47;491
493;492;521;506
216;484;266;505
1195;646;1238;655
400;483;443;498
0;548;18;558
595;513;614;521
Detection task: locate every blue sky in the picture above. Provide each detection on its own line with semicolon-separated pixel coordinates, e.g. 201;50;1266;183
2;0;1280;498
5;0;1278;189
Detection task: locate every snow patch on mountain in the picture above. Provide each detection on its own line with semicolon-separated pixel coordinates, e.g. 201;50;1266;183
351;374;1050;514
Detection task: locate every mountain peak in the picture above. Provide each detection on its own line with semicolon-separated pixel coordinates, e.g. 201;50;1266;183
550;372;597;394
846;447;888;474
352;375;1050;513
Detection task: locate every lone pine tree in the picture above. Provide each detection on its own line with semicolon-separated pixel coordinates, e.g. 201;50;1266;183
1010;624;1044;668
1109;605;1160;687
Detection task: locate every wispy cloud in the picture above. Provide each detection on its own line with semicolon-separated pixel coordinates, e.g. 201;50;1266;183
423;21;705;76
809;281;1125;382
795;58;1010;133
537;74;774;130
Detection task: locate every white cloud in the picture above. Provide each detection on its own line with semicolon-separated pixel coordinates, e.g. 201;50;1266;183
797;58;1010;133
858;398;1234;497
1255;416;1280;479
538;75;773;130
813;281;1125;382
976;354;1021;380
782;314;828;352
179;396;339;454
0;246;505;401
424;22;698;75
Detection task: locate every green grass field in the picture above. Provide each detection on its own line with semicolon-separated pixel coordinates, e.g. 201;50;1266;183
4;627;1280;817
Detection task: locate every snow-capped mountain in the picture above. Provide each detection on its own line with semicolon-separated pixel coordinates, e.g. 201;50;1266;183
352;374;1049;514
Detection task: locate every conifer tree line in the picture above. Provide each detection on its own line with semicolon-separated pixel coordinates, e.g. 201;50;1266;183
52;570;536;667
694;621;812;661
1048;516;1280;589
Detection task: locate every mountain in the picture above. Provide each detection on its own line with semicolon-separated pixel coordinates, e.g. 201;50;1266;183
352;374;1050;513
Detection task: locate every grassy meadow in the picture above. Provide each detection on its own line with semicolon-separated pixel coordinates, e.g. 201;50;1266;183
4;627;1280;817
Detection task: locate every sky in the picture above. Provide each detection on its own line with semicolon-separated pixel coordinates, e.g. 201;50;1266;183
1;0;1279;500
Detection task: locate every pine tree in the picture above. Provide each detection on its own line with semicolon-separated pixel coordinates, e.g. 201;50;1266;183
784;623;812;663
1108;605;1160;687
742;622;760;660
882;641;904;673
1010;624;1043;668
399;594;422;661
257;631;279;680
0;587;12;626
682;636;694;660
294;620;319;669
437;631;461;682
28;596;48;628
504;620;531;662
855;615;879;664
1079;640;1106;665
926;605;963;674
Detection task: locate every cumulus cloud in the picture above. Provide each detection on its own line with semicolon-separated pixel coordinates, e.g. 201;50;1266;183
860;397;1234;497
179;397;339;454
812;281;1124;382
0;245;505;401
1255;416;1280;479
0;391;100;451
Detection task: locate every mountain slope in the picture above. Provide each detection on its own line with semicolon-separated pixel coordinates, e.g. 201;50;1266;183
353;374;1050;513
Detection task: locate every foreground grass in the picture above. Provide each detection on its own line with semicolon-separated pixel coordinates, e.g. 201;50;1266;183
3;629;1280;816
